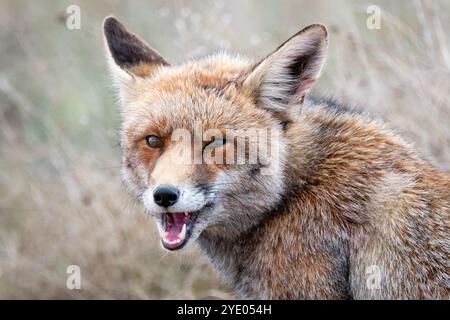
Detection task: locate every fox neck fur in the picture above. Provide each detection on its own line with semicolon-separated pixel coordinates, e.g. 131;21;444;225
198;97;450;299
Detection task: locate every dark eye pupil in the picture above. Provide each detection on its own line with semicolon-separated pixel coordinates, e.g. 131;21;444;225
146;135;163;148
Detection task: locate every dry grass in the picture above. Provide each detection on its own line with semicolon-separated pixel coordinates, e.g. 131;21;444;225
0;0;449;299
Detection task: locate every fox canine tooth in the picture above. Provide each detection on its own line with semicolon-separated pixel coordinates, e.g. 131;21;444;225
180;224;187;241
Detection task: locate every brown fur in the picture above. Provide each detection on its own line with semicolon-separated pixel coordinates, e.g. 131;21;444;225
103;17;450;299
200;105;450;299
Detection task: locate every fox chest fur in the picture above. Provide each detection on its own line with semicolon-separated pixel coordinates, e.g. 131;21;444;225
198;105;450;299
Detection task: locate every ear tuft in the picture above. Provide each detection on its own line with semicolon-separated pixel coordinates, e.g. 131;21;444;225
244;24;328;113
103;16;169;75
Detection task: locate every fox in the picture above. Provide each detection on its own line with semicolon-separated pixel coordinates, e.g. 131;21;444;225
102;16;450;299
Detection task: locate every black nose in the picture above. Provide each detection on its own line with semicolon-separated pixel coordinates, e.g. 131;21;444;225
153;185;179;208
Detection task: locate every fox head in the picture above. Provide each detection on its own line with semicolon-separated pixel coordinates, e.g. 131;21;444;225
103;17;327;251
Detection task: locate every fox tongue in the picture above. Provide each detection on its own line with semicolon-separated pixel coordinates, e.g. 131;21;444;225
165;221;183;242
164;212;189;242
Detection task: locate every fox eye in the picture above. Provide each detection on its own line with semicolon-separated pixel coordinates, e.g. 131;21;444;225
204;137;227;150
145;135;163;149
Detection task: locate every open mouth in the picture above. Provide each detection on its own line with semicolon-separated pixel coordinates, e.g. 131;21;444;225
160;212;198;250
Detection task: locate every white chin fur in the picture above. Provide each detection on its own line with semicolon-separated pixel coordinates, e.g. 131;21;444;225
156;221;165;238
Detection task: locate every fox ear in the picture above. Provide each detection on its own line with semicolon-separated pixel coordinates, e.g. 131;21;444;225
244;24;327;115
103;16;169;101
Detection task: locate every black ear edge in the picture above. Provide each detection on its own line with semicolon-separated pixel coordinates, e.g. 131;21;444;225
275;24;327;53
103;16;169;70
250;23;328;74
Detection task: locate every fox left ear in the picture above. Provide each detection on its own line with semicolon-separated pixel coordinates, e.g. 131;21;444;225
103;16;169;102
243;24;327;116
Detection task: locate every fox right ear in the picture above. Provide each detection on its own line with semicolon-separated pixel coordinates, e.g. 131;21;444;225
103;17;169;102
243;24;327;117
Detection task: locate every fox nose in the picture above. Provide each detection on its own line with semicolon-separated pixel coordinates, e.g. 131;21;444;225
153;185;179;208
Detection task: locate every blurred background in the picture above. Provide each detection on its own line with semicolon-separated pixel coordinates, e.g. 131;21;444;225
0;0;449;299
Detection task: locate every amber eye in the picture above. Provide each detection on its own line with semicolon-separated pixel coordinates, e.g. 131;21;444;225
145;135;163;149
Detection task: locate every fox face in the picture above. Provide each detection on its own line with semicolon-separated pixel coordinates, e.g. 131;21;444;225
103;17;327;251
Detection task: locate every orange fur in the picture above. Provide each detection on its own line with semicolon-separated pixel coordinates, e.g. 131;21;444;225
103;17;450;299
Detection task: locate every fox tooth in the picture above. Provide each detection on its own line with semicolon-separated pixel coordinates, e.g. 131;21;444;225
179;224;187;241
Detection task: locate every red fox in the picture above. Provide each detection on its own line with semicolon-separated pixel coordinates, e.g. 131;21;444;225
103;17;450;299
